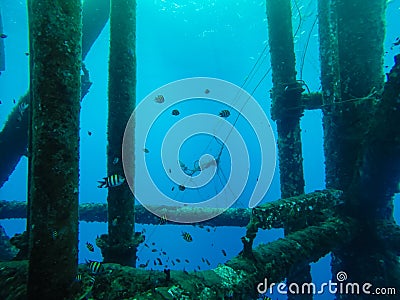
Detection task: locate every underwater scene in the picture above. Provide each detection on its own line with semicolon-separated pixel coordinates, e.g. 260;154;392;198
0;0;400;299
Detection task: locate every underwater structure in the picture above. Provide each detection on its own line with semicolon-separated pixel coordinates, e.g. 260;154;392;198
27;0;82;298
0;0;399;299
96;0;138;267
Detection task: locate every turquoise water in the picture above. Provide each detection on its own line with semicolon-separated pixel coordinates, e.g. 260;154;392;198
1;1;400;299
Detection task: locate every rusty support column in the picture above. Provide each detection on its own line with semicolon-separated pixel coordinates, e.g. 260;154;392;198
266;0;308;298
98;0;138;266
320;0;400;297
27;1;81;299
266;0;305;199
327;0;385;196
317;1;345;296
317;0;341;188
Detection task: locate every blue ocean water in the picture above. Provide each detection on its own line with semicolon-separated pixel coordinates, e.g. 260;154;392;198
0;1;399;299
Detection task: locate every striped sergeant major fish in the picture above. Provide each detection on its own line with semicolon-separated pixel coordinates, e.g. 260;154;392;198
86;242;94;252
86;259;104;274
159;214;168;225
17;102;29;121
97;174;125;188
218;109;230;118
182;231;193;242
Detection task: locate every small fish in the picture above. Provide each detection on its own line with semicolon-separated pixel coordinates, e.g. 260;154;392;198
219;109;230;118
113;157;119;165
183;268;189;275
87;131;92;136
154;95;165;103
175;258;181;263
182;231;193;242
221;249;227;256
0;100;2;104
25;52;30;56
171;261;175;266
13;99;16;104
178;184;185;191
164;268;171;281
144;243;149;248
172;109;180;116
0;33;7;38
162;251;167;255
86;260;104;274
97;174;125;188
204;89;210;94
201;257;205;263
185;259;190;263
88;276;96;285
139;260;149;268
151;249;158;252
143;148;150;153
171;186;175;191
205;259;210;266
197;265;201;270
86;242;94;252
152;242;156;246
17;102;29;121
160;214;168;225
157;258;162;265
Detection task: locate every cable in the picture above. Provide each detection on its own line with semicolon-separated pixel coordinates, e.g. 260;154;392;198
299;15;318;80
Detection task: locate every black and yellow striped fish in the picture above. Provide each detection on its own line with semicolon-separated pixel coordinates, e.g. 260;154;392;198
219;109;230;118
86;260;104;274
182;231;193;242
86;242;94;252
97;174;125;188
159;214;168;225
88;276;96;286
